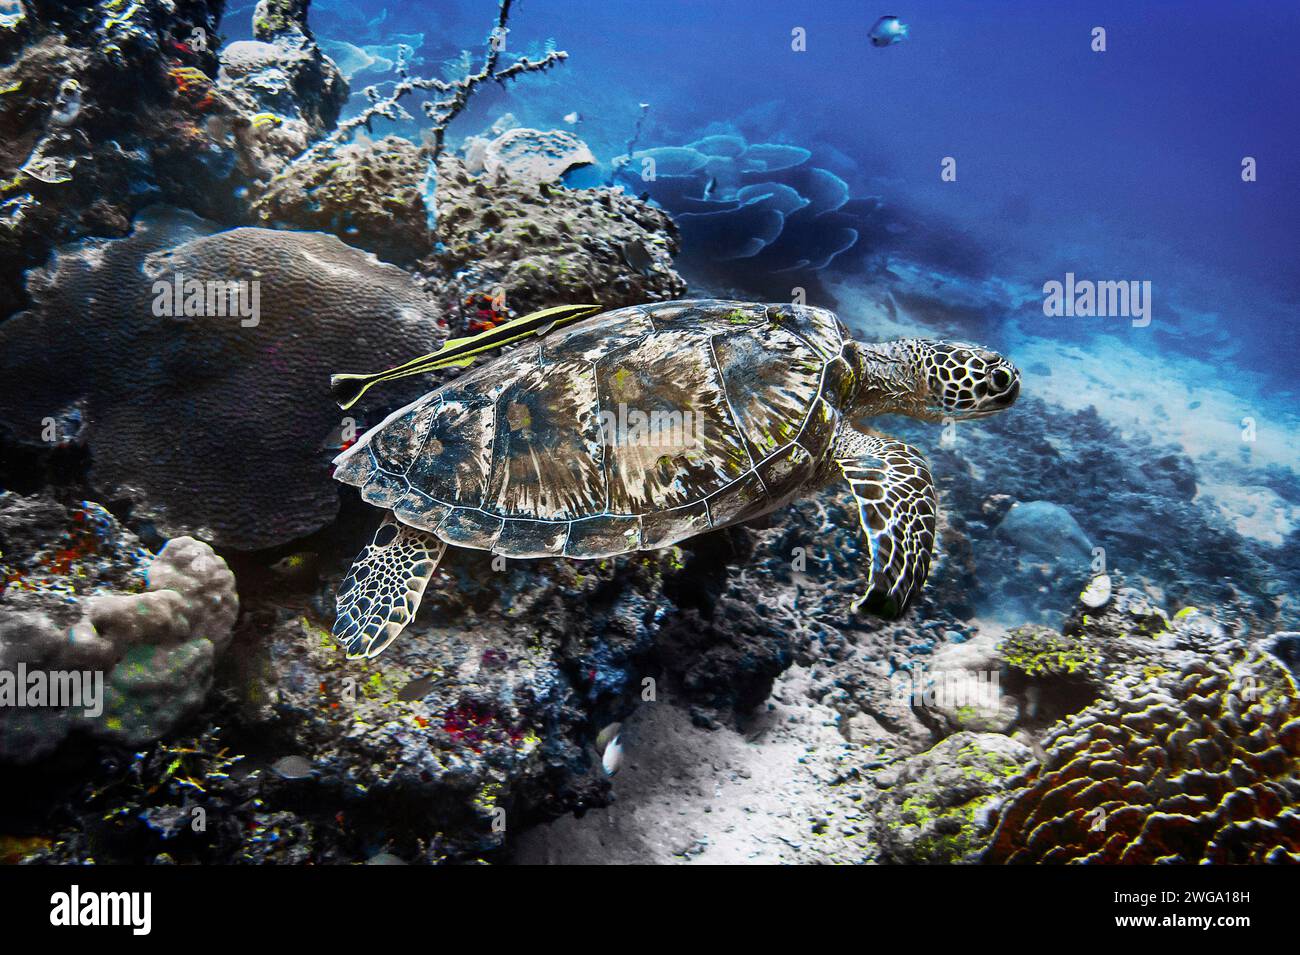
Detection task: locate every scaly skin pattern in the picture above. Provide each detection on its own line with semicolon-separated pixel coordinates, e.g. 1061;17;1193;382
850;339;1022;423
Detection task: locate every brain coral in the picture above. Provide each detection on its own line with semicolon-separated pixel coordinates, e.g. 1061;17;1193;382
0;205;446;549
984;651;1300;864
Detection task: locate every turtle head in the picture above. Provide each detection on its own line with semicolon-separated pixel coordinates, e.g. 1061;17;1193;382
913;341;1020;420
849;339;1021;422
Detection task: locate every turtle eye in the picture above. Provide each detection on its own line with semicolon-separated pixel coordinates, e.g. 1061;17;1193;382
991;368;1012;391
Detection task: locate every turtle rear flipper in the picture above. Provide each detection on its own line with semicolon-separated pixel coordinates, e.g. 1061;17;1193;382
333;513;447;658
834;429;938;617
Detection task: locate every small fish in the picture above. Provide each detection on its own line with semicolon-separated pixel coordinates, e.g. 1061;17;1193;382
702;177;718;199
601;735;624;776
270;755;315;780
620;238;655;275
268;551;320;586
563;110;582;125
868;15;909;48
595;721;622;753
50;78;82;126
397;673;437;702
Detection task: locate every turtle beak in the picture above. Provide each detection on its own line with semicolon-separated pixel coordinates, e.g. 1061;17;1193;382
996;378;1020;407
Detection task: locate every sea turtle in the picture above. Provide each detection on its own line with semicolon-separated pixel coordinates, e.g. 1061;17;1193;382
329;299;1020;657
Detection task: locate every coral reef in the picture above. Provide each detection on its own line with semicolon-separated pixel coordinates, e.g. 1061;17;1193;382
222;551;665;861
611;132;889;281
875;731;1030;864
870;571;1300;864
0;492;237;760
1;0;1295;872
0;205;447;549
984;650;1300;863
0;0;348;313
6;527;809;862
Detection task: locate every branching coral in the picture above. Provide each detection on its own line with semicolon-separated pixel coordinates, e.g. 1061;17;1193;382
278;0;567;182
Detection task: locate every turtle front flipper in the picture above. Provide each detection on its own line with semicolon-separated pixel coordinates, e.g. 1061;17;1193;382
833;428;938;617
333;513;448;658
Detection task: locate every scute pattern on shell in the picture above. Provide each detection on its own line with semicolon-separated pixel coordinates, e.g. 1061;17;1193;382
334;300;849;557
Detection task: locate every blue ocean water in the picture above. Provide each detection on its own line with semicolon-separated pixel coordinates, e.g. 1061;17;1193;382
280;0;1299;395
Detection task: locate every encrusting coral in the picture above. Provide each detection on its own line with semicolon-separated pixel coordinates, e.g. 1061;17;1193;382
874;731;1030;864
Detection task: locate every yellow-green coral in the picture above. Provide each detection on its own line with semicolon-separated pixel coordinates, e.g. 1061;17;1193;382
1000;625;1100;677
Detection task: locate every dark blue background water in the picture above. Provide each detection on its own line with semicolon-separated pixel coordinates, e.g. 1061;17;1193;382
233;0;1299;390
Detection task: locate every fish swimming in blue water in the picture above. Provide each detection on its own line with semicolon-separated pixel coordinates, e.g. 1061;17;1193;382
869;15;909;47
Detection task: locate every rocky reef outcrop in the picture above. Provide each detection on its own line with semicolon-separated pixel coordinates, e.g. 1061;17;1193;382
253;134;686;314
426;153;685;317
